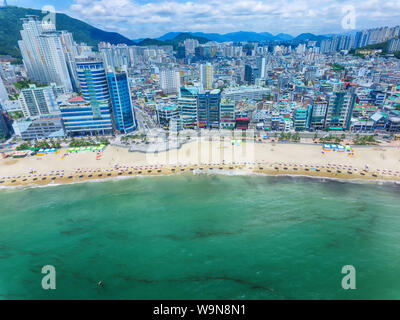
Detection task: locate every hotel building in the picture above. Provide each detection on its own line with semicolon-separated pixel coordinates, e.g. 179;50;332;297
107;71;137;133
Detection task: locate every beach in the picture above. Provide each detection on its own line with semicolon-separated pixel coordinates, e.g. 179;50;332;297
1;140;400;187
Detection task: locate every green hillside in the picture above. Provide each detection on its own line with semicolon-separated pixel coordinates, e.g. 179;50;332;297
0;6;134;59
136;38;169;46
137;32;210;50
171;32;209;45
350;39;400;58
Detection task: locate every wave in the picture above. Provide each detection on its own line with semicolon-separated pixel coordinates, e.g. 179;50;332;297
1;169;399;191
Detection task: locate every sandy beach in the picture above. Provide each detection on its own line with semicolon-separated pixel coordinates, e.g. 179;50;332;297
1;140;400;187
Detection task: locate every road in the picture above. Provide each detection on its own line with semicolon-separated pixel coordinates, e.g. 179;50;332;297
134;105;157;133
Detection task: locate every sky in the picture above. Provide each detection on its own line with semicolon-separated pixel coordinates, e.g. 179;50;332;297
6;0;400;39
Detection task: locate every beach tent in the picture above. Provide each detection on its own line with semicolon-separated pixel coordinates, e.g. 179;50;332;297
12;151;28;158
68;145;106;153
323;144;331;151
337;145;345;152
231;140;242;146
330;144;338;150
44;148;57;153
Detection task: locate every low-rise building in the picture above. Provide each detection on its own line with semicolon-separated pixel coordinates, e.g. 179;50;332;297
156;104;179;128
12;115;65;140
294;108;308;131
222;86;269;102
177;97;197;129
60;96;113;136
18;83;65;117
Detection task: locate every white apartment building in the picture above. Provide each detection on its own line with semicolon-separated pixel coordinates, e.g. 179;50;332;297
200;63;213;90
159;69;180;95
18;16;74;91
39;31;73;91
184;39;199;55
19;84;64;117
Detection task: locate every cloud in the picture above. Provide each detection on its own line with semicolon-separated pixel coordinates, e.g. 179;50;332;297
67;0;400;39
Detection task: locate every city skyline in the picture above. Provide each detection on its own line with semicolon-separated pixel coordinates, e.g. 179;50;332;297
4;0;400;40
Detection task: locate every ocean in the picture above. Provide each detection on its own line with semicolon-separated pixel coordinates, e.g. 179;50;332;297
0;174;400;299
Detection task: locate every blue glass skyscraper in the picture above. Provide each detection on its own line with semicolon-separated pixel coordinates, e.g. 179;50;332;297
76;57;110;113
60;57;113;135
107;71;137;133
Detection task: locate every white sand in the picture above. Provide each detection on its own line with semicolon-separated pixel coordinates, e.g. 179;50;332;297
1;141;400;178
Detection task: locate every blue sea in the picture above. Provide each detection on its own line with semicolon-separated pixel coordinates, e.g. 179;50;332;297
0;174;400;299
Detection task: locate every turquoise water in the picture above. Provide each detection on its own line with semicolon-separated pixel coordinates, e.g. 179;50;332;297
0;174;400;299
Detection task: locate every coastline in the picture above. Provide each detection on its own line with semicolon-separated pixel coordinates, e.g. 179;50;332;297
1;141;400;188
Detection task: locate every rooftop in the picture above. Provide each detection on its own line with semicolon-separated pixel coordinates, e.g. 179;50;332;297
68;96;85;103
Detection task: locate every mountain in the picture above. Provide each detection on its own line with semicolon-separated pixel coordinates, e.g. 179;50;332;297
292;33;328;42
170;32;209;45
136;33;210;49
221;31;270;42
154;31;296;43
275;33;294;41
136;38;169;46
0;6;135;58
156;32;182;41
191;32;227;42
132;38;145;43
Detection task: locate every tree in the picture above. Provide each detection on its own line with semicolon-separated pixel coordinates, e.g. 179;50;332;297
16;142;31;150
292;132;300;142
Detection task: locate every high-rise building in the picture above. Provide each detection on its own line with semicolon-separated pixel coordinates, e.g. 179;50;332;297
18;16;74;91
0;111;12;140
0;76;8;102
388;38;400;53
38;31;73;91
160;69;180;95
184;39;199;55
309;98;328;130
18;84;64;117
76;57;110;107
256;57;266;79
60;31;80;91
244;65;258;85
61;57;113;135
177;97;198;129
18;16;50;84
325;91;356;130
197;89;221;128
107;71;137;133
200;63;214;90
99;43;132;69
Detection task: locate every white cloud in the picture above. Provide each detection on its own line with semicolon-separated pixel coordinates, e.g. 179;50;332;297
67;0;400;39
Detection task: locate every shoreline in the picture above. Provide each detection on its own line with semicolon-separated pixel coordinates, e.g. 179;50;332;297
1;162;400;189
1;141;400;188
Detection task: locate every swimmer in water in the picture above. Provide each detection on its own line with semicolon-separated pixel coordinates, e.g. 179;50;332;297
98;281;104;287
